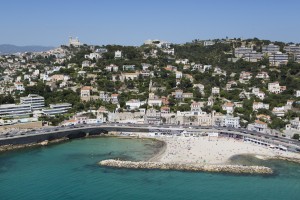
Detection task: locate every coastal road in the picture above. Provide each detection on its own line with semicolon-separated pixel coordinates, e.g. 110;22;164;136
1;123;300;151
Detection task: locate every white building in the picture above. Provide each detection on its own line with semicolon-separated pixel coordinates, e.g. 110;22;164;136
162;48;175;55
269;52;289;66
68;37;81;47
115;50;122;59
175;59;189;65
212;87;220;95
148;93;162;107
84;53;102;60
193;84;205;94
253;102;269;111
284;45;300;54
247;120;268;133
125;99;144;110
295;90;300;97
222;102;235;114
268;82;286;94
262;44;280;54
256;72;269;79
242;51;263;62
272;106;286;117
176;71;183;79
145;108;161;125
203;40;215;46
80;86;91;101
234;46;253;58
42;103;72;116
0;104;32;118
14;82;25;91
111;94;119;104
252;88;265;100
239;71;252;83
20;94;45;110
82;60;91;68
224;115;240;128
286;117;300;131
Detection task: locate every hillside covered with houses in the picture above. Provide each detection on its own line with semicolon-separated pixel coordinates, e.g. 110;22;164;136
1;37;300;139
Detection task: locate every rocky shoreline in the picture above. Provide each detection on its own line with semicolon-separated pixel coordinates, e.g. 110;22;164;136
0;138;69;152
99;159;273;174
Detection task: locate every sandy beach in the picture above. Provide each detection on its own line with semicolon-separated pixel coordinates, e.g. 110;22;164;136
149;136;300;165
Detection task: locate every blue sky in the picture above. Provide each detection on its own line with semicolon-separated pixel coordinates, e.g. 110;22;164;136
1;0;299;46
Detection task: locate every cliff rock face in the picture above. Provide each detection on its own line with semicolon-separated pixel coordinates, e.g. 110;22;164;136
99;159;273;174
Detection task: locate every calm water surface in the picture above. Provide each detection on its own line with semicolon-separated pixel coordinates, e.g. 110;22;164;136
0;137;300;200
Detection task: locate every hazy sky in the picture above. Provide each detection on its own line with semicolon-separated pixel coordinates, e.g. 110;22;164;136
1;0;299;46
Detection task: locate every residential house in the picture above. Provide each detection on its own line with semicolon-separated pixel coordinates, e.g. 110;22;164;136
105;64;119;72
247;120;269;133
256;72;269;79
99;91;110;102
123;65;135;71
84;52;102;60
253;102;269;111
111;94;119;104
175;59;189;65
222;102;235;114
141;63;151;70
120;72;139;81
256;114;271;123
193;84;205;94
145;108;161;125
252;87;265;100
203;40;215;46
286;117;300;131
81;86;92;101
14;82;25;92
182;93;193;99
126;99;144;110
176;71;183;79
82;60;91;68
148;93;162;107
160;106;171;114
295;90;300;97
173;89;183;100
224;115;240;128
226;81;237;90
115;50;122;59
239;71;252;83
268;82;286;94
272;106;286;117
212;87;220;95
190;102;202;114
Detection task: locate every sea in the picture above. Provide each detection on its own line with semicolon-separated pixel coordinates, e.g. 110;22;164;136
0;137;300;200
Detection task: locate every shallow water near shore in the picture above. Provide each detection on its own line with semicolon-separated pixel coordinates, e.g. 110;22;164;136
0;137;300;200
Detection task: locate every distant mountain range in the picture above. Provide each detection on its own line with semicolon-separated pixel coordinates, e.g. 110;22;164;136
0;44;55;54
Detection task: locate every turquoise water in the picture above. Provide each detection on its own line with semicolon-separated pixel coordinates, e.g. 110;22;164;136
0;137;300;200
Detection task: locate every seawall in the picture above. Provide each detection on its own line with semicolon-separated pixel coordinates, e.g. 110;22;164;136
0;128;108;151
99;159;273;174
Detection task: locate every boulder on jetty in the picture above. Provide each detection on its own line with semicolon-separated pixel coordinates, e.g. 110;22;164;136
99;159;273;175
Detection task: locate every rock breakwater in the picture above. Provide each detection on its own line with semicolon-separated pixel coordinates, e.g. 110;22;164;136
99;159;273;174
